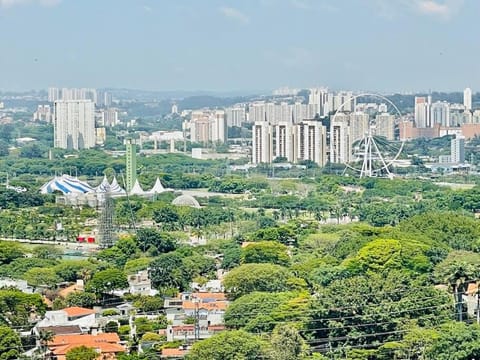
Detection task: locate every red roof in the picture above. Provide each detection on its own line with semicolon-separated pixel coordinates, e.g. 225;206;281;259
49;333;120;347
62;306;96;317
162;348;187;358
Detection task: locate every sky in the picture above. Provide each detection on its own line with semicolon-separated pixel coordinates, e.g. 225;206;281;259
0;0;478;93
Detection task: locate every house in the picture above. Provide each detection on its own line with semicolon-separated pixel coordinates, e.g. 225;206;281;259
127;270;158;296
163;292;228;342
0;278;34;293
47;333;125;360
35;306;98;334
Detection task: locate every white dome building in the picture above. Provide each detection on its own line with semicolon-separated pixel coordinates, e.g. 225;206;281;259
172;194;200;208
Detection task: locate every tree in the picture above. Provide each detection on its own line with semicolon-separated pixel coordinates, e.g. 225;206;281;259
186;330;269;360
152;206;180;231
0;289;46;326
224;291;308;332
426;322;480;360
19;143;45;158
0;241;25;265
86;268;128;295
241;241;290;266
223;263;295;300
65;345;98;360
269;324;308;360
149;252;187;290
136;228;177;253
65;292;97;308
24;267;60;288
0;325;22;360
32;245;63;260
105;320;119;333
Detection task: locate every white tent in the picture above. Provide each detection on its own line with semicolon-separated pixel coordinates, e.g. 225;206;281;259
110;176;126;194
96;175;110;193
148;178;165;194
129;179;145;195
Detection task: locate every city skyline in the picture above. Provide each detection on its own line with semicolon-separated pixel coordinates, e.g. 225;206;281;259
0;0;477;93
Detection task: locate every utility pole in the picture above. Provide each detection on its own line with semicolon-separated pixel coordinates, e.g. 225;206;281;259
194;297;200;341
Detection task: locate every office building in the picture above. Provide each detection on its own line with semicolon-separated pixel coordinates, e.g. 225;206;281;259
125;139;137;192
451;135;465;163
464;87;472;111
54;100;95;150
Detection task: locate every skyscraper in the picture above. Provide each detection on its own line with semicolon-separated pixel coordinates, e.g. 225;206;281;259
54;100;95;150
464;87;472;111
296;120;327;166
273;122;294;162
451;135;465;163
414;97;431;128
125;139;137;192
330;114;351;164
252;121;272;164
431;101;450;126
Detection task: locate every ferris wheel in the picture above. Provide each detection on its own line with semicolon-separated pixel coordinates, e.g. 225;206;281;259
331;93;405;178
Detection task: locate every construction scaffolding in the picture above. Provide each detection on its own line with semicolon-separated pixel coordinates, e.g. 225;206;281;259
98;191;116;248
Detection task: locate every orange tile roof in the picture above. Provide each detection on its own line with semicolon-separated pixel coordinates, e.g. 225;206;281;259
62;306;96;317
182;300;228;311
49;333;120;347
467;282;478;295
193;292;226;301
52;342;125;356
162;348;187;357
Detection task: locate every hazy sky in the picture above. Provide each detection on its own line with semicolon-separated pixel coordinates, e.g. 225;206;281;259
0;0;477;93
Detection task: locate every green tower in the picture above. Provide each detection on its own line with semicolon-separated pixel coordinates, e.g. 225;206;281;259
126;139;137;192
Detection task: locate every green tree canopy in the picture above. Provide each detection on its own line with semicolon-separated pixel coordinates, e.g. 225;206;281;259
241;241;290;266
86;268;128;295
223;263;298;300
65;345;98;360
186;330;269;360
0;325;22;360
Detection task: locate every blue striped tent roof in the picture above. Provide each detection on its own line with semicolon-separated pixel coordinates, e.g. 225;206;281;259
40;175;94;195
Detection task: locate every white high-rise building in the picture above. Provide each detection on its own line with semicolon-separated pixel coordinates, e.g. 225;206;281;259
308;88;330;117
296;120;327;166
171;104;178;114
33;105;52;123
210;110;226;143
349;112;369;143
464;87;472;111
431;101;450;126
101;109;119;127
188;110;226;144
225;106;246;127
375;113;395;140
54;100;95;150
330;114;351;164
273;122;294;162
252;121;272;164
48;87;61;102
414;96;431;128
451;135;465;163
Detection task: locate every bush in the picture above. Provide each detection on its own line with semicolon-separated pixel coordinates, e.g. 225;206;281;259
102;309;120;316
